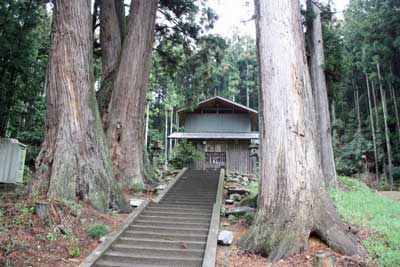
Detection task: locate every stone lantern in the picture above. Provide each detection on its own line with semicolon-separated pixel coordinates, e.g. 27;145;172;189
249;141;259;174
152;142;162;169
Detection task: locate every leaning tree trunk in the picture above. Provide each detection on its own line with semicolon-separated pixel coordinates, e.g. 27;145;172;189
105;0;158;186
31;0;130;212
242;0;359;260
377;63;394;189
97;0;125;122
366;74;379;181
307;0;336;187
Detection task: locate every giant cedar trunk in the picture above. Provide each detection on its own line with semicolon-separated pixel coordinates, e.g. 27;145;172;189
97;0;125;121
307;1;336;187
105;0;158;186
242;0;359;260
31;0;130;212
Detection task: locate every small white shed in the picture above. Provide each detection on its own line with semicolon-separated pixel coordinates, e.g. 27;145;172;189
0;138;27;184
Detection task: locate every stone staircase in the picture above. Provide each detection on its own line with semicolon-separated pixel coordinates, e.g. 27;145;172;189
91;170;220;267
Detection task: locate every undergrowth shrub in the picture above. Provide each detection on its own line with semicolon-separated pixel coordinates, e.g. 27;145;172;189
169;139;201;169
87;224;107;238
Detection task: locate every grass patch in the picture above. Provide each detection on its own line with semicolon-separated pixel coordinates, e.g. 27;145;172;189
129;182;144;193
330;176;400;267
87;223;107;238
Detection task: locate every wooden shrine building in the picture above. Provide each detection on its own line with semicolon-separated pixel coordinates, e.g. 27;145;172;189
169;96;259;174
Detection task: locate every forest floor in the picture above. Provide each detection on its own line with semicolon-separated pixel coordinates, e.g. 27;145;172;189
216;217;369;267
0;174;399;267
0;187;128;267
215;176;371;267
378;191;400;200
0;171;178;267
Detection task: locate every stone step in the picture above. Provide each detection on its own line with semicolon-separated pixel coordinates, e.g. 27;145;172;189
160;196;216;201
117;237;206;250
94;260;171;267
160;200;215;206
137;214;210;224
133;219;210;230
85;170;221;267
100;251;202;267
168;188;217;194
146;206;212;214
141;210;211;218
110;244;204;258
129;225;209;235
152;203;213;211
162;193;216;198
122;230;208;242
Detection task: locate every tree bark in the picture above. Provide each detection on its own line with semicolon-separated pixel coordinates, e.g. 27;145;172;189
31;0;130;212
366;74;379;181
164;104;168;168
307;1;336;187
144;103;150;148
371;80;380;129
105;0;158;186
242;0;359;260
389;83;400;140
354;84;361;133
331;99;338;149
376;63;394;189
97;0;125;122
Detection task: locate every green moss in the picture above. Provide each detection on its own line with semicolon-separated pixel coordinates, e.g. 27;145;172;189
330;176;400;267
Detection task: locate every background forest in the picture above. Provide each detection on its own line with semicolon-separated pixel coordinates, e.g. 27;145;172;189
0;0;399;188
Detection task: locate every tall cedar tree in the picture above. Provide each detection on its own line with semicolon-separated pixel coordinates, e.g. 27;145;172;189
31;0;130;212
97;0;125;123
307;1;337;187
242;0;359;260
105;0;158;186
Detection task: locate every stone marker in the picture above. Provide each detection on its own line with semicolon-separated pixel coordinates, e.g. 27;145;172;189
35;201;48;219
129;199;144;207
218;230;233;246
225;206;255;216
314;252;334;267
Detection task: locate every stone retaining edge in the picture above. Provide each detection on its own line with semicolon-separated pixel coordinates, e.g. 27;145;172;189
202;168;225;267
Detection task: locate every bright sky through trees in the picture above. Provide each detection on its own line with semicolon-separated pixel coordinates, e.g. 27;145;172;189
208;0;349;37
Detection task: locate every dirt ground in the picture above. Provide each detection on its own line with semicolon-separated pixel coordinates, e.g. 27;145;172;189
216;177;371;267
0;175;175;267
0;179;376;267
216;217;371;267
0;189;129;267
378;191;400;200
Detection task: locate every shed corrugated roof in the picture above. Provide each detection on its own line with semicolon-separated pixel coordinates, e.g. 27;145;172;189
168;132;259;140
177;96;258;114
